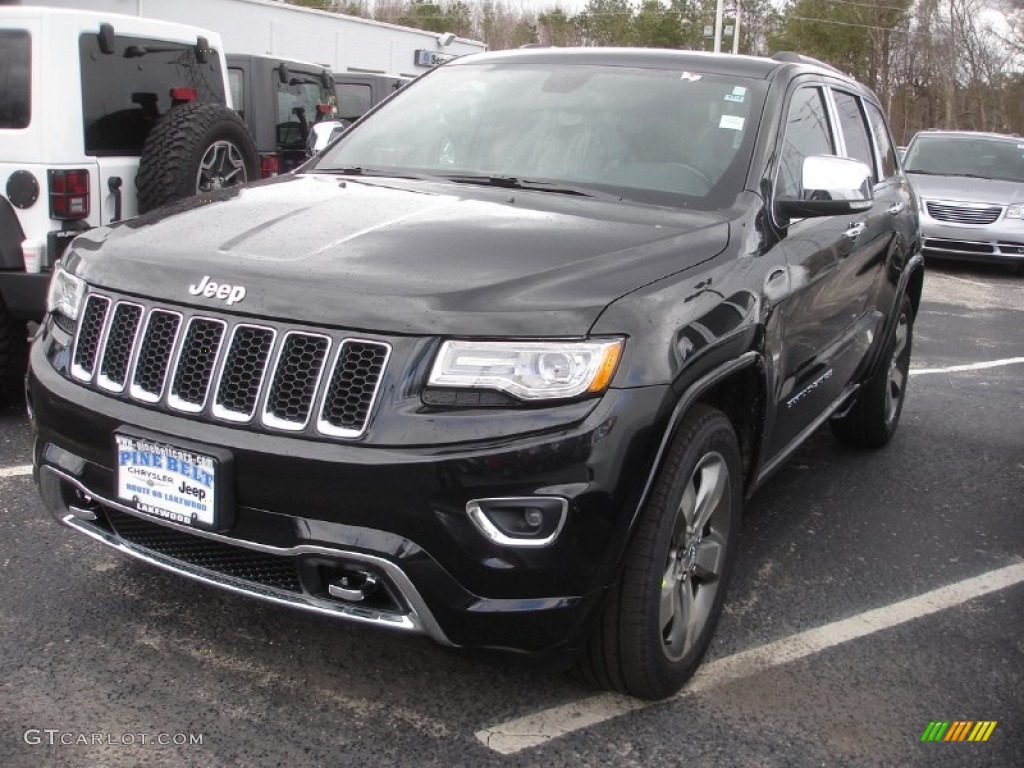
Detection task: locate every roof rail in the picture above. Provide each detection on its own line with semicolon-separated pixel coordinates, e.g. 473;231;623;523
771;51;844;75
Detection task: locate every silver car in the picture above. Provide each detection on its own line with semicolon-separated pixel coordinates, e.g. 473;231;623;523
903;130;1024;268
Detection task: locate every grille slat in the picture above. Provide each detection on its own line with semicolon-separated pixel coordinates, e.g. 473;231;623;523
926;201;1002;225
318;340;390;437
97;302;143;392
130;310;183;402
71;295;110;381
71;295;389;438
213;325;276;421
263;332;331;430
168;318;226;413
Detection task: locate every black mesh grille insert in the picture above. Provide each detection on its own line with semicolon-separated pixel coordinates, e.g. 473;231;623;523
319;341;389;433
99;303;142;388
72;295;110;377
215;326;275;417
106;509;302;593
265;333;329;424
132;310;181;398
170;318;225;408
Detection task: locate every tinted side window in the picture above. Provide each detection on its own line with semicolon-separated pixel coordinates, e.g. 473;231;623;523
0;30;31;129
833;90;875;181
228;67;244;116
864;102;898;179
778;86;834;199
335;83;372;121
79;33;225;155
276;77;324;149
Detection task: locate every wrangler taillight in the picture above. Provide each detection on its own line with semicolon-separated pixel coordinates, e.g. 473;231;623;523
170;87;198;103
260;154;280;179
49;169;90;221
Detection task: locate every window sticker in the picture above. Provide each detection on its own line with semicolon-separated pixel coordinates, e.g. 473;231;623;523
725;94;745;103
680;71;702;82
732;86;747;96
720;115;745;131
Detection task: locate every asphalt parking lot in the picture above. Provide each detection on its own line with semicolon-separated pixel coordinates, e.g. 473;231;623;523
0;262;1021;767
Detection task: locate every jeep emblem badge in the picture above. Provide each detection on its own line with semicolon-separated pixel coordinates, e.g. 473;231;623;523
188;275;246;306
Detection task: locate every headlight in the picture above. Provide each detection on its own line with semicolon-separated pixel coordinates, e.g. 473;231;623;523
1007;204;1023;220
46;264;86;323
428;339;624;401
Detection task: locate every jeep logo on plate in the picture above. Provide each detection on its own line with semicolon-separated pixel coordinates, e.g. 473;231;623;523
188;275;246;305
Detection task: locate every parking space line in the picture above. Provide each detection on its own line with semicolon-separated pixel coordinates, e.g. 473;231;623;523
910;357;1024;376
0;464;33;478
475;562;1024;755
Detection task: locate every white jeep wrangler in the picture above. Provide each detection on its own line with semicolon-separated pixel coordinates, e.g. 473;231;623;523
0;6;257;402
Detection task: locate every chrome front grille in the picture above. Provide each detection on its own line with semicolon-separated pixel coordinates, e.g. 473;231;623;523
71;295;389;438
926;201;1002;225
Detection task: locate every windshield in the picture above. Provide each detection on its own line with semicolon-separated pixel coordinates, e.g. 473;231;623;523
904;135;1024;182
313;62;766;209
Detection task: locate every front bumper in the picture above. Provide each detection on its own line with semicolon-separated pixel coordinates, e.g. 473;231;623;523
919;206;1024;265
28;326;671;654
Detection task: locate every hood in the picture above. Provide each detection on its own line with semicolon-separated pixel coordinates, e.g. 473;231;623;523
907;173;1024;206
71;175;729;336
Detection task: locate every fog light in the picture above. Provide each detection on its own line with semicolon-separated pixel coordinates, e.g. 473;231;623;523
466;497;568;547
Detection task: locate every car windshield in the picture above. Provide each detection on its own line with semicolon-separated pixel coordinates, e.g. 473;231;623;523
903;135;1024;182
313;61;766;209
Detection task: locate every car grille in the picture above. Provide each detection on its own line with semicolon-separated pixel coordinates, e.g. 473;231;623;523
70;294;390;438
926;201;1002;225
105;508;303;593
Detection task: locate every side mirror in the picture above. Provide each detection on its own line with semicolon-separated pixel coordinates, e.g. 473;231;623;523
777;155;873;219
278;64;290;84
306;120;348;156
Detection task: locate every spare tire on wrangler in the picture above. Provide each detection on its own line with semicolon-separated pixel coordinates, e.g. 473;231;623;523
137;103;259;213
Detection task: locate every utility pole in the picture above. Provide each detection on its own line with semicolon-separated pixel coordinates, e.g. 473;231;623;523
713;0;725;53
732;1;742;55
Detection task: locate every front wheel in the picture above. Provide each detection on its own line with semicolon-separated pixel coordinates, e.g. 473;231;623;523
831;294;914;448
575;405;741;700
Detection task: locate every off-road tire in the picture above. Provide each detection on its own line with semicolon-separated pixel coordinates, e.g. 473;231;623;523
575;405;742;700
0;294;28;406
831;294;914;448
137;103;258;213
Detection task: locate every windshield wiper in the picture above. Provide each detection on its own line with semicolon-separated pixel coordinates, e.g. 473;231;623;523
316;166;437;181
440;174;621;200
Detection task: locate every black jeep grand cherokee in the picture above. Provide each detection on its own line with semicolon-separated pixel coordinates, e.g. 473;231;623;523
29;48;922;699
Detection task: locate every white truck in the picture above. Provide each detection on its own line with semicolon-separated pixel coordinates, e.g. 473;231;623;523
19;0;487;76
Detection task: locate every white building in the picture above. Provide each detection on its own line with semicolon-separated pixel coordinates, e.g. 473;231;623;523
19;0;486;75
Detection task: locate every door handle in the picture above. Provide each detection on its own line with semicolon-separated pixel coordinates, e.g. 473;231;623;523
107;176;123;223
886;201;905;215
843;222;866;241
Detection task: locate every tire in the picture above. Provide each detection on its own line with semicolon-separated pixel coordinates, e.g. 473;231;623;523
136;103;258;214
830;294;914;448
0;293;28;406
575;405;742;700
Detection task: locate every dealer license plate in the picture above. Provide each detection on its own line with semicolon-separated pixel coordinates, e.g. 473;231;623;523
115;435;217;527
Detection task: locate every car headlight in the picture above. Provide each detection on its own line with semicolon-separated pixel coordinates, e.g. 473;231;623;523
1007;204;1023;220
428;339;624;401
46;264;86;324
